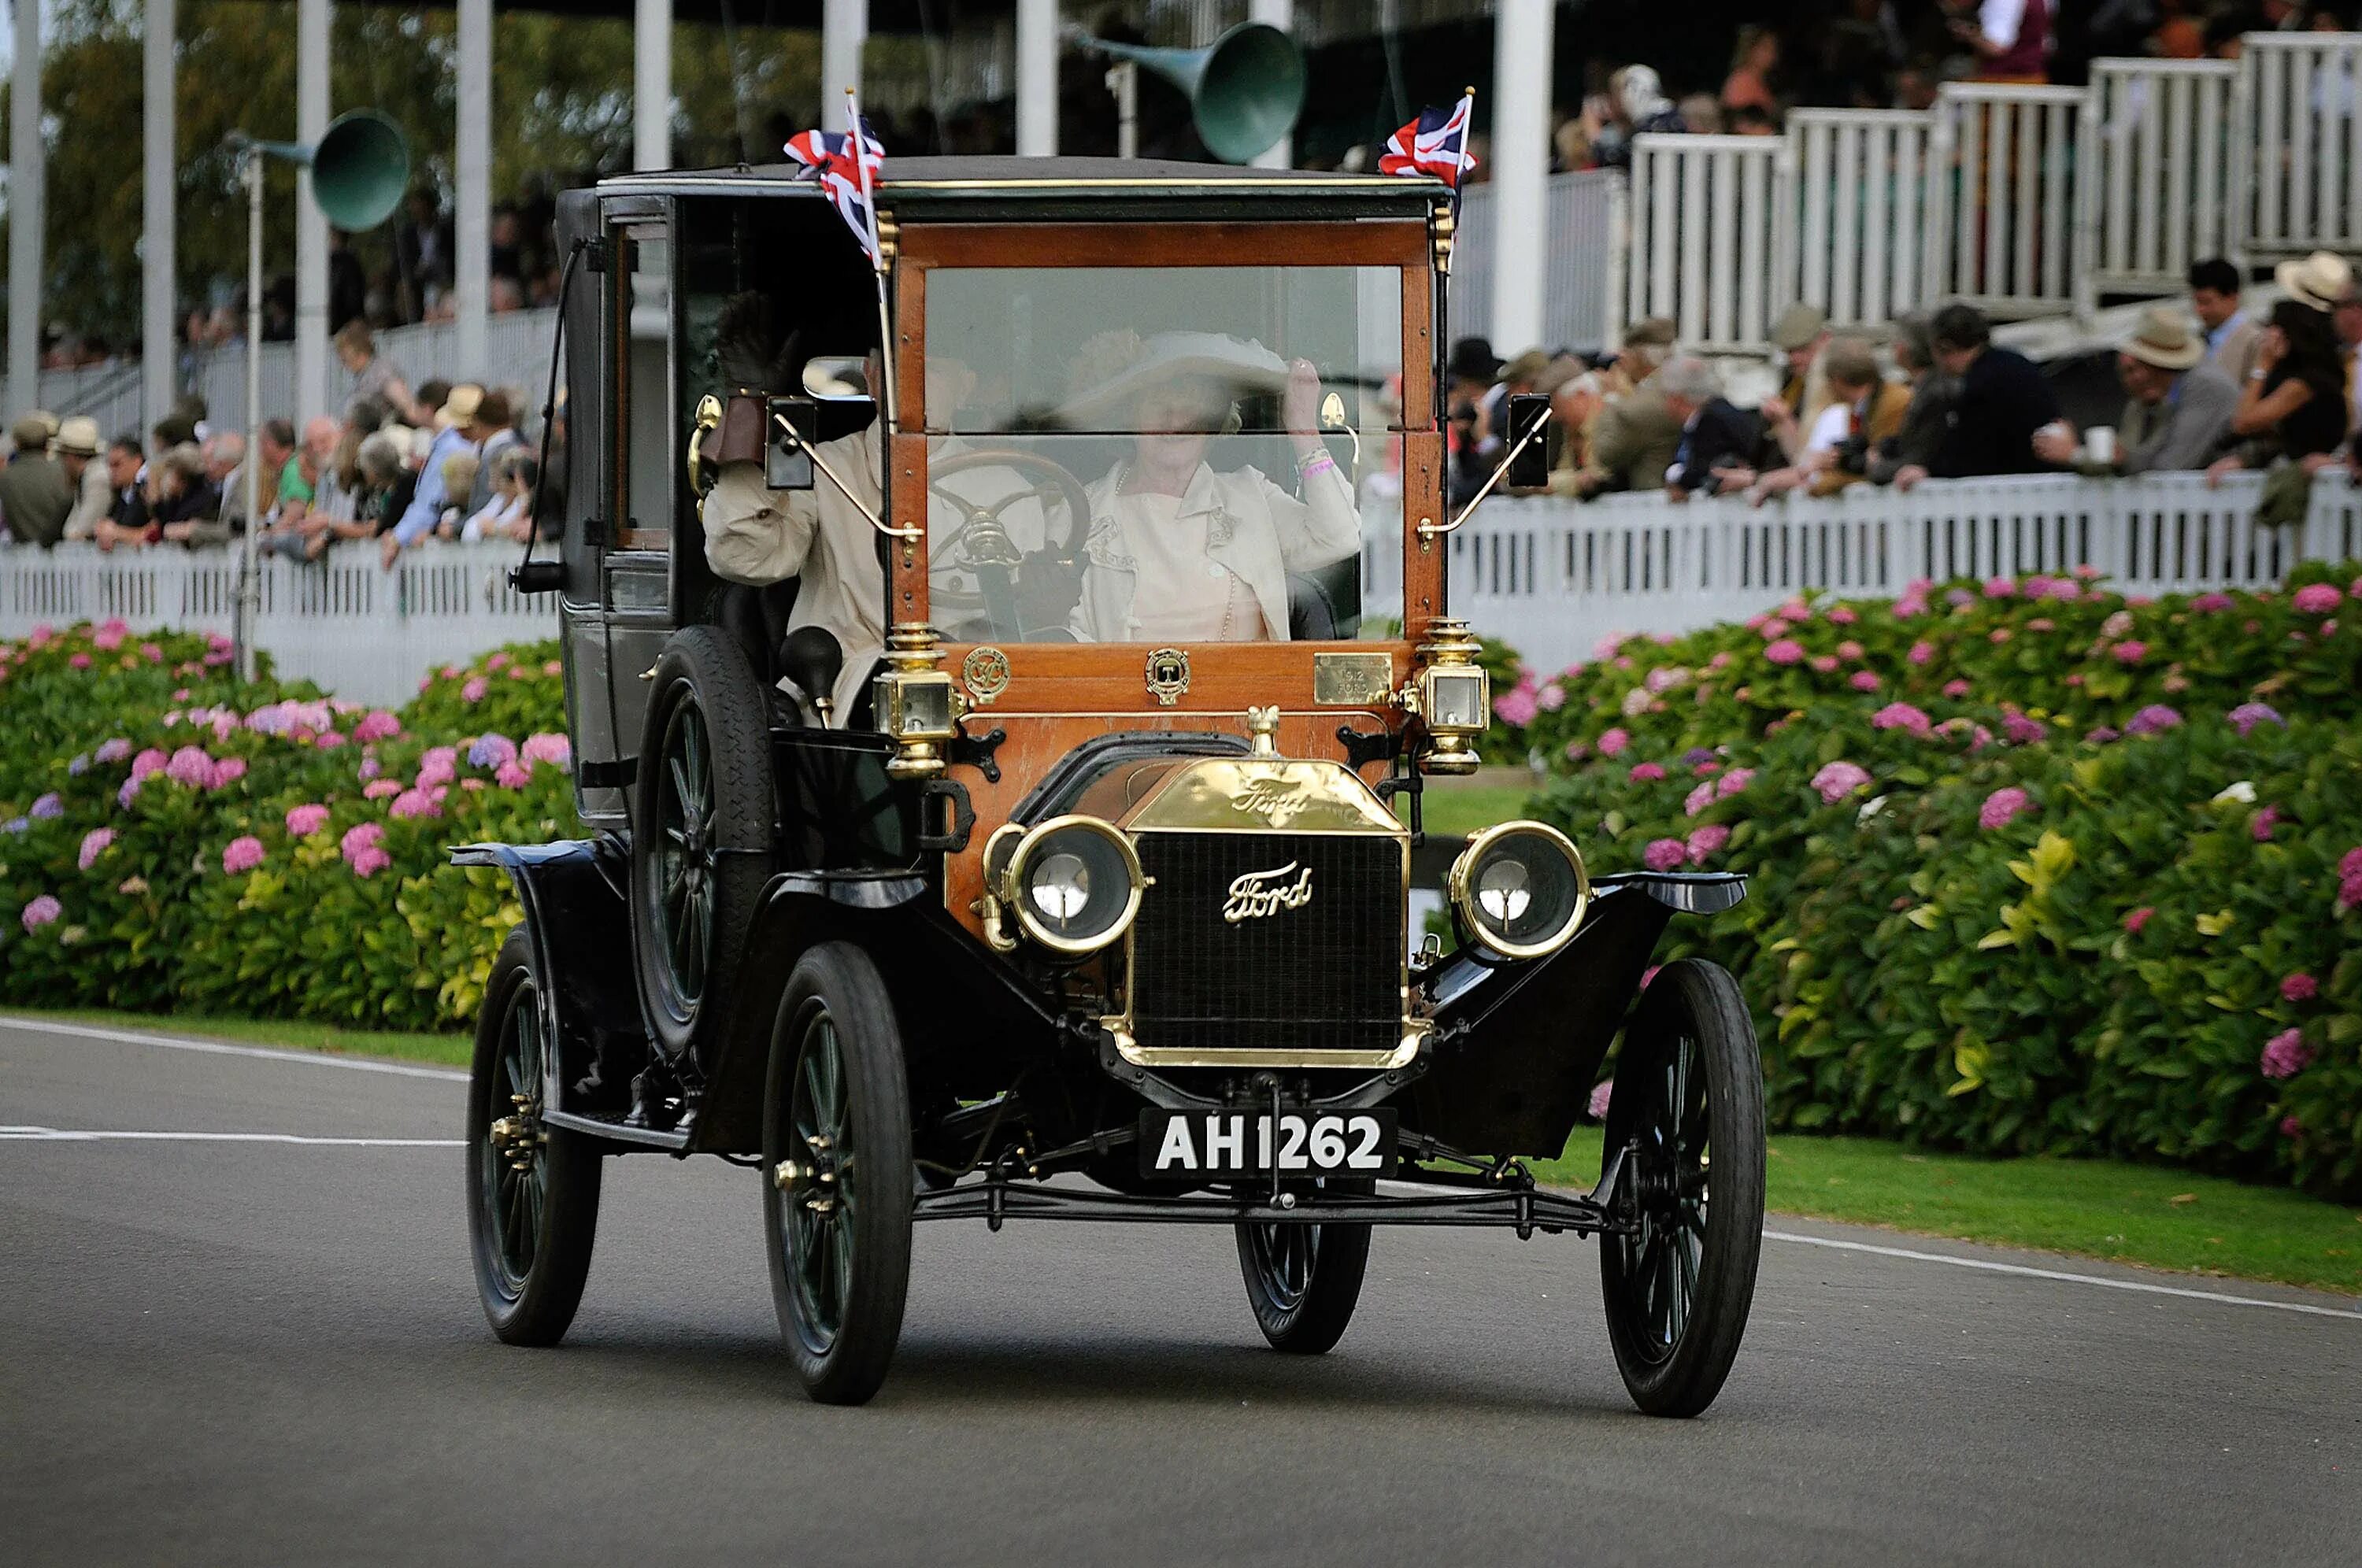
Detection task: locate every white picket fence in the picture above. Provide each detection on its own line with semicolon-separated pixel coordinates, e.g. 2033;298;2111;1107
0;542;551;707
2085;57;2245;299
1453;168;1624;352
2244;31;2362;258
1365;472;2362;676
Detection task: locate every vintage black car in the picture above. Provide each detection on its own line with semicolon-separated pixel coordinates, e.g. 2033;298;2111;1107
458;156;1764;1415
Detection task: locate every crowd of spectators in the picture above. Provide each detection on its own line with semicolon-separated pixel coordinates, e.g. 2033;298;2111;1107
0;321;561;567
1450;244;2362;510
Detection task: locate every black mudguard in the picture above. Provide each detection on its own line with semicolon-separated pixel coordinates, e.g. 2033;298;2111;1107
449;838;644;1116
690;871;1067;1154
1407;871;1746;1157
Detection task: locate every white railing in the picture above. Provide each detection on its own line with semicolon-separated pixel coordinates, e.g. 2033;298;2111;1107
1627;135;1784;354
0;542;552;707
1785;109;1938;331
1927;83;2087;322
2085;58;2245;298
2242;31;2362;259
1454;167;1625;351
1422;472;2361;675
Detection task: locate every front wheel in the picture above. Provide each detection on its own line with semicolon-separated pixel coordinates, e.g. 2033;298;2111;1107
466;927;602;1344
761;943;915;1405
1235;1181;1372;1354
1599;958;1764;1417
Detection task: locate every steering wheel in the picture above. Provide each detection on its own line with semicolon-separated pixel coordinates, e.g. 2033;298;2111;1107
926;448;1098;636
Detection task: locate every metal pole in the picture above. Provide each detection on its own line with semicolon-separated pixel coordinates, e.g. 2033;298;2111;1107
9;0;43;417
1248;0;1293;168
142;0;176;433
454;0;491;375
821;0;865;134
294;0;331;423
1109;61;1138;160
237;150;264;686
1488;0;1551;352
632;0;671;169
1014;0;1057;156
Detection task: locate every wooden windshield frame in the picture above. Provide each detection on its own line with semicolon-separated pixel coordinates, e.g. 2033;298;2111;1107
885;217;1442;712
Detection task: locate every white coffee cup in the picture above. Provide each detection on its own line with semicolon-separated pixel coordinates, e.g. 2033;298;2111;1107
2085;426;2116;465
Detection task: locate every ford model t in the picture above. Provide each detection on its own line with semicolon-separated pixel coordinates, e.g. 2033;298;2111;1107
461;156;1764;1415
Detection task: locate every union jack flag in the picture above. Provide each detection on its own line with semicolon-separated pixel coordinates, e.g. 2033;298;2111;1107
1378;94;1476;189
783;114;886;266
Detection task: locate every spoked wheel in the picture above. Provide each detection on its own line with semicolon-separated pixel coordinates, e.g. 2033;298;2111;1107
630;627;774;1061
761;943;914;1405
1600;958;1764;1417
466;928;602;1344
1236;1180;1372;1354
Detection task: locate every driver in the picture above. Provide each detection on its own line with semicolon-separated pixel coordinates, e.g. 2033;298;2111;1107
703;349;1052;722
1059;332;1361;643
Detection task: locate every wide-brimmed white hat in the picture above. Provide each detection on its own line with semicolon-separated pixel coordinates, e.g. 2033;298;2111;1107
50;415;102;458
2121;305;2205;372
1056;331;1290;428
2275;250;2351;312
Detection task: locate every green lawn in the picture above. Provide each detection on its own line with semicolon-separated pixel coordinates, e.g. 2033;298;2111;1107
6;1008;472;1068
1533;1126;2362;1296
1419;776;1538;840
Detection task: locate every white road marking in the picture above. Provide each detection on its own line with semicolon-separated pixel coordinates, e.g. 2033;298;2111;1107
1764;1228;2362;1322
0;1125;462;1148
0;1015;469;1082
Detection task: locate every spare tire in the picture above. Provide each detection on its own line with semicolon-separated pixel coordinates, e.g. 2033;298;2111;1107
630;625;777;1063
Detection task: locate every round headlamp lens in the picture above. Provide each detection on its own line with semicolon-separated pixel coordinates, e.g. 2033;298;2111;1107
1005;818;1144;956
1476;858;1532;926
1453;823;1589;958
1027;852;1093;927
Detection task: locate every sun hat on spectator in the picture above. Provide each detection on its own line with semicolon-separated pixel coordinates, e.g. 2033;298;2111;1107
435;383;485;431
2121;305;2205;372
10;412;54;452
1534;356;1590;395
1771;302;1829;351
1498;348;1551;386
1448;337;1504;382
1623;317;1676;349
51;416;102;458
2273;250;2349;312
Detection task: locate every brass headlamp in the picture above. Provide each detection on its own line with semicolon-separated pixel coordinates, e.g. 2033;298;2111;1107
1413;616;1489;775
873;623;958;780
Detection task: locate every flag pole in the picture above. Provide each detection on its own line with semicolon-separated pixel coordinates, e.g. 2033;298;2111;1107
847;87;898;436
1435;86;1475;480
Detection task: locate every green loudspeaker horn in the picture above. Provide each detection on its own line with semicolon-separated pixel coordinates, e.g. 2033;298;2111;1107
1079;21;1306;165
309;110;410;230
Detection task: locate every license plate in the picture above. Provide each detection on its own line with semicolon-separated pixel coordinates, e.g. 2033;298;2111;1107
1138;1109;1398;1179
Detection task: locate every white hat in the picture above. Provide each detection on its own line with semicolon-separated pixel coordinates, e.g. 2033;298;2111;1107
1055;331;1290;427
2275;250;2351;312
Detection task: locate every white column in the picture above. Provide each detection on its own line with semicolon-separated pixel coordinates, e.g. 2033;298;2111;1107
9;0;42;417
632;0;670;170
1249;0;1291;169
454;0;491;375
294;0;330;423
143;0;175;432
1015;0;1057;157
1488;0;1552;353
821;0;865;132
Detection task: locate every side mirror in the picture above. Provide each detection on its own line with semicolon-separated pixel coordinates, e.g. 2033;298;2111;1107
767;396;822;490
1505;393;1553;490
510;559;565;596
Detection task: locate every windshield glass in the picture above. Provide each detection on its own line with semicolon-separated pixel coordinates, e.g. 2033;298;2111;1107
919;265;1401;646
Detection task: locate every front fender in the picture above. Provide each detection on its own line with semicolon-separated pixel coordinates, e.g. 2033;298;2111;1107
1405;871;1746;1156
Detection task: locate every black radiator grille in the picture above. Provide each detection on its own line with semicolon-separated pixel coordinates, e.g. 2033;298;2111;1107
1128;831;1404;1056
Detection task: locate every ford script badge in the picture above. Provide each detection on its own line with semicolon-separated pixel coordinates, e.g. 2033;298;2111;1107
1222;861;1314;923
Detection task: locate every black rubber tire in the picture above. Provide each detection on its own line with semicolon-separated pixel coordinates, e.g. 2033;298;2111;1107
1599;958;1765;1418
1235;1181;1373;1355
466;927;603;1345
630;626;776;1062
761;942;915;1405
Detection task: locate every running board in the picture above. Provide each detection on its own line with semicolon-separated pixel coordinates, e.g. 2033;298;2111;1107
913;1182;1625;1237
541;1106;693;1151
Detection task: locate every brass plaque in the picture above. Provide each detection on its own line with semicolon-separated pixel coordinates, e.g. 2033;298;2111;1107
1312;650;1394;706
962;645;1010;706
1145;647;1190;706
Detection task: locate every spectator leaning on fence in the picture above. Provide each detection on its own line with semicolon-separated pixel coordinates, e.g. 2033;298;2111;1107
54;416;109;542
466;390;521;516
1895;302;2060;488
2032;307;2235;477
1563;317;1680;497
1750;337;1910;501
336;320;419;426
202;430;245;533
384;383;486;568
1760;303;1832;461
1868;314;1958;486
2190;257;2262;386
2209;253;2351;490
95;436;147;550
0;412;72;547
1659;357;1767;500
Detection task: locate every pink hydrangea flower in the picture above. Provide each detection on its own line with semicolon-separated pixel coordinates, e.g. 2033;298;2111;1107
2085;726;2121;744
1686;823;1731;864
164;745;213;787
2281;972;2318;1002
1779;597;1809;620
1849;670;1882;692
1809;655;1839;674
2122;906;2153;934
2281;1115;2304;1139
2002;712;2047;745
390;790;442;819
1838;640;1865;661
1628;761;1667;782
2112;640;2147;664
142;642;163;663
1871;701;1932;737
1763;638;1805;666
1979;786;2033;830
2293;582;2343;614
2190;591;2233;612
1942;678;1972;699
2253;805;2280;841
1716;767;1755;798
1683;780;1716;817
416;746;460;790
68;651;92;669
2260;1028;2314;1080
2227;701;2283;736
340;822;391;878
520;733;572;771
461;677;490;703
363;778;403;801
1596;727;1630;758
131;747;168;782
1907;641;1934;666
1642;838;1687;871
2341;874;2362;913
1537;682;1566;712
2341;845;2362;879
354;709;402;743
285;803;331;838
1983;576;2016;598
20;893;61;931
1811;760;1871;804
221;836;266;875
495;760;534;790
487;652;511;670
91;622;126;651
207;756;247;790
2126;704;2182;734
461;777;485;792
1588;1081;1612;1120
542;660;563;676
1989;628;2013;645
1828;605;1858;624
1759;617;1791;640
77;828;114;871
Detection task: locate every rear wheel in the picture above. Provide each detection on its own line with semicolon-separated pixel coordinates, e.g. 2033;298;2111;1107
1599;959;1764;1417
1235;1182;1372;1354
761;943;914;1405
630;627;776;1062
466;928;602;1344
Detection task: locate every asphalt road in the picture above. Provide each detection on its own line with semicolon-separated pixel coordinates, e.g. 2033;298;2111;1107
5;1015;2358;1566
